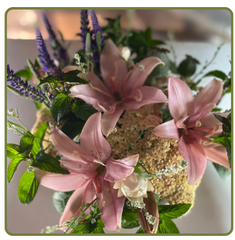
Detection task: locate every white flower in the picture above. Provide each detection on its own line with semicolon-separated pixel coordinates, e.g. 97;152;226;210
113;172;154;202
118;46;131;61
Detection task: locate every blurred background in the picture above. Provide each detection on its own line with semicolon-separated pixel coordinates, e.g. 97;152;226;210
7;9;231;43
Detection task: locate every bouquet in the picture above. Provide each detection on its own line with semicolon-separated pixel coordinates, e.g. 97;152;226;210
7;9;231;234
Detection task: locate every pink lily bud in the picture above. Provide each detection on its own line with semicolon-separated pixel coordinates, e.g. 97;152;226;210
137;191;159;234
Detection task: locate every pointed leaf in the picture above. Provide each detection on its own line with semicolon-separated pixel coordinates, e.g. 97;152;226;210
8;157;25;182
213;163;231;180
157;218;179;233
158;203;191;219
204;70;228;81
53;191;73;214
18;171;39;204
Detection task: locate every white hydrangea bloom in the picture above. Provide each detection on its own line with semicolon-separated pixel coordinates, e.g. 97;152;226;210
113;172;154;202
118;46;131;61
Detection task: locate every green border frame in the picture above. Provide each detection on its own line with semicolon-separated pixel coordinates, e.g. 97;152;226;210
2;4;235;239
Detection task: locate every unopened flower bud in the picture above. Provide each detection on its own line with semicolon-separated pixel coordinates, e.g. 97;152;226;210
137;192;159;234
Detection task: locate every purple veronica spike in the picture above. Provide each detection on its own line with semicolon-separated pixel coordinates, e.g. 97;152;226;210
35;29;57;73
42;13;69;66
7;64;54;103
80;10;90;49
90;10;104;44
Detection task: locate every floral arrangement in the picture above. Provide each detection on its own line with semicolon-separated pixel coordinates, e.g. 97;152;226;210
7;9;231;234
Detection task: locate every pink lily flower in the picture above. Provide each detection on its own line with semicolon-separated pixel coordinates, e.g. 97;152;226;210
152;77;230;185
68;39;167;136
35;112;139;231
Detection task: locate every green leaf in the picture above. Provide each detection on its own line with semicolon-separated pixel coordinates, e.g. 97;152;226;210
27;59;40;80
169;60;179;74
213;163;231;180
157;218;179;233
51;93;72;123
20;131;34;154
61;112;85;139
122;208;140;229
203;70;228;81
90;219;105;233
149;39;165;46
153;192;161;203
158;203;191;219
134;165;155;178
8;157;25;182
18;171;39;204
225;135;231;167
57;30;65;42
214;114;231;133
73;101;97;121
31;152;69;174
38;75;59;87
7;144;22;158
136;227;144;233
64;70;88;84
53;191;73;214
15;66;33;81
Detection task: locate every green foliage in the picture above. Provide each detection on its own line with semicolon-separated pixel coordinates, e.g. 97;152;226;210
72;100;97;121
15;66;33;81
20;131;34;155
212;163;231;180
162;108;173;123
136;227;144;233
64;70;88;84
158;203;191;219
178;55;200;78
31;152;69;174
18;171;39;204
203;70;228;81
122;208;140;229
157;218;179;233
8;156;25;182
60;112;86;139
51;93;72;123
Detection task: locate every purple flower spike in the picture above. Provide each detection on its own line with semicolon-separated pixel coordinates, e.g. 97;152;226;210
35;29;57;73
80;10;90;49
90;10;104;44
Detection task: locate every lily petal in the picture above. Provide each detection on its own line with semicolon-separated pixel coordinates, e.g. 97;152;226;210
152;119;179;140
80;112;111;161
124;86;167;109
193;79;223;115
201;112;230;127
168;77;194;121
115;59;128;94
34;169;88;191
59;181;95;226
97;181;125;231
101;108;124;136
100;39;126;92
69;85;111;112
178;136;207;185
204;145;230;169
125;57;164;93
104;154;139;182
50;127;93;163
62;65;81;73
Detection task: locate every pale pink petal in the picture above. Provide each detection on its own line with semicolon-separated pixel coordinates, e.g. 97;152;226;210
178;136;207;185
92;172;104;194
69;85;112;112
124;86;167;109
59;181;96;226
97;181;125;231
101;108;124;136
35;169;89;191
125;57;164;93
114;59;128;94
193;79;223;115
104;154;139;182
168;77;194;121
152;119;179;140
50;127;93;163
204;146;230;169
201;112;229;126
86;66;112;96
62;65;81;73
59;159;97;174
100;39;126;92
80;112;111;161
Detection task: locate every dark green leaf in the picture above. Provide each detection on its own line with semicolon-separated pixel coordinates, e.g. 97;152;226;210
153;192;161;203
157;218;179;233
149;39;165;46
122;208;140;229
51;93;72;123
31;152;69;174
211;108;222;112
169;61;179;74
73;101;97;121
90;219;105;233
178;55;199;78
31;123;48;158
122;220;140;229
214;114;231;133
61;112;85;139
38;75;59;87
158;203;191;219
225;135;231;166
203;70;228;81
136;227;144;233
53;191;73;214
213;163;231;180
18;171;39;204
8;157;25;182
20;131;34;154
64;70;88;84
